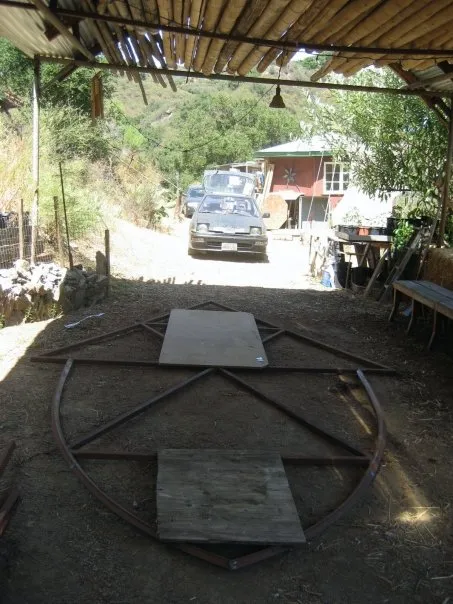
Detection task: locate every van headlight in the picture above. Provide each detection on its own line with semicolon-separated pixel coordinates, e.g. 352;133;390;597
196;223;209;232
250;227;262;235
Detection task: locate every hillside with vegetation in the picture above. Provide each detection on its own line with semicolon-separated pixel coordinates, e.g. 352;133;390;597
1;35;448;242
0;38;326;236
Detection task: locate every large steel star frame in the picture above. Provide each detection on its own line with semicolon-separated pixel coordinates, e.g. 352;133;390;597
32;301;392;570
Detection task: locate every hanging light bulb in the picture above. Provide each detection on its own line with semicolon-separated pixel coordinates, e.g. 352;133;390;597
269;85;286;109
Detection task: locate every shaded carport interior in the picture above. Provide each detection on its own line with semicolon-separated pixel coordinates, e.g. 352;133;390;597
1;0;453;243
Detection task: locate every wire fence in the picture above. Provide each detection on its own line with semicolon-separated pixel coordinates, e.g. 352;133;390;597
0;200;54;269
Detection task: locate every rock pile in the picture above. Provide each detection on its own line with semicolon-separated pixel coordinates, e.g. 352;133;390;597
0;260;108;326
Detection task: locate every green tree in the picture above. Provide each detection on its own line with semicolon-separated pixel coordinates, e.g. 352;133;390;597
0;38;113;114
149;91;300;188
306;68;447;213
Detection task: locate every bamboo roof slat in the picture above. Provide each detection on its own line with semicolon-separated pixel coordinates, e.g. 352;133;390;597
172;0;185;64
192;0;228;72
201;0;248;76
395;4;453;48
274;0;348;68
156;0;176;68
315;0;453;81
179;0;192;65
226;0;294;74
377;0;453;46
313;0;445;79
80;0;122;75
213;0;272;73
294;0;350;41
309;0;383;46
184;0;204;69
148;34;178;90
237;0;313;76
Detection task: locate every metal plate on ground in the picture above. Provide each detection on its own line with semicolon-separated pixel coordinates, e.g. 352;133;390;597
159;310;268;368
156;449;306;545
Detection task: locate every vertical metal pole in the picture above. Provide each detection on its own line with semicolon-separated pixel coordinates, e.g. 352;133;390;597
298;194;303;230
59;162;74;269
30;58;40;265
18;198;24;260
53;196;64;264
438;99;453;247
104;229;110;297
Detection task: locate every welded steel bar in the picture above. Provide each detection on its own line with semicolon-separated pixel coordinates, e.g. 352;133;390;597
220;370;366;457
261;329;285;344
37;57;453;99
51;361;232;568
303;369;387;540
0;442;16;475
140;323;165;339
30;356;161;366
37;301;211;358
229;546;288;570
30;355;397;375
233;366;397;375
0;487;20;536
70;368;215;450
37;323;143;357
195;300;389;369
72;449;370;465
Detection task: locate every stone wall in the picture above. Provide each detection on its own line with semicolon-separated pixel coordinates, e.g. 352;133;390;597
0;260;109;327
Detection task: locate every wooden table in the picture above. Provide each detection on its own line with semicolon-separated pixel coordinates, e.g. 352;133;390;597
330;231;393;289
389;280;453;348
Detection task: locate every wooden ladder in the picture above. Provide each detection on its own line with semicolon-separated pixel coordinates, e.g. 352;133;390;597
377;229;423;302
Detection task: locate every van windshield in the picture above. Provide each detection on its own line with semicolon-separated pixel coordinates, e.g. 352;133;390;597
203;172;255;196
198;195;259;217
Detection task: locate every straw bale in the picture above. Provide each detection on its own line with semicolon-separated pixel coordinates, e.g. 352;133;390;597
237;0;313;76
423;248;453;290
184;0;203;68
192;0;227;71
226;0;293;74
201;0;248;75
213;0;271;73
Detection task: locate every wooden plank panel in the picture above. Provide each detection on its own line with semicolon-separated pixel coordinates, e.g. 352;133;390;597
394;280;453;305
159;310;268;368
157;449;306;544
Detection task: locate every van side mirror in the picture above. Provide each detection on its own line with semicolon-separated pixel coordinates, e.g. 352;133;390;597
262;212;270;218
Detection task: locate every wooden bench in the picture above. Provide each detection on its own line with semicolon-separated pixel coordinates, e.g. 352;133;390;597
389;280;453;349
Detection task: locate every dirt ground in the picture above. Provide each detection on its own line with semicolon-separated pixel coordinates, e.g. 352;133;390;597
0;222;452;604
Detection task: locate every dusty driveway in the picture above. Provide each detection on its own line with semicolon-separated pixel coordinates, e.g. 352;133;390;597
96;218;317;289
0;220;452;604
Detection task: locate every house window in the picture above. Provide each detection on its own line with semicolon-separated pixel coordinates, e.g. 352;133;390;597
323;162;350;194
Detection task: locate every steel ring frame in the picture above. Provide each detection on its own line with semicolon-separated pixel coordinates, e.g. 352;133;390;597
46;301;389;571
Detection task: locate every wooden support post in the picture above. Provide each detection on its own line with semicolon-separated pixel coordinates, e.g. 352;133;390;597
438;100;453;246
18;198;24;260
53;196;64;264
30;59;40;265
104;229;110;296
